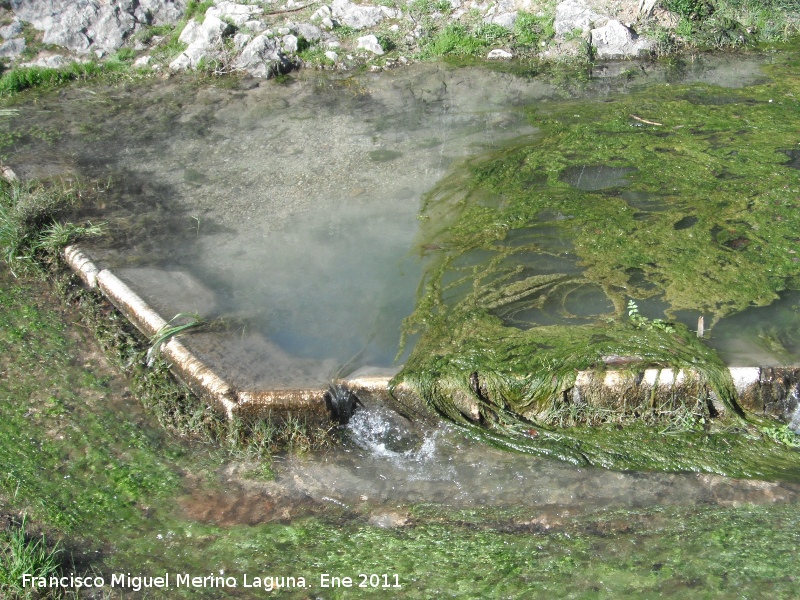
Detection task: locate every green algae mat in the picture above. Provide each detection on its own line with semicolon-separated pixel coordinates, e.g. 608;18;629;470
394;51;800;473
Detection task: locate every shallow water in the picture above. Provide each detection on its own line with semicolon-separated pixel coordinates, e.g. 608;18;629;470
265;403;800;511
4;54;797;390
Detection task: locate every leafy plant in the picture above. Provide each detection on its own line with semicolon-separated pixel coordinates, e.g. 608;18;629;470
419;24;490;58
134;23;176;45
662;0;714;20
627;300;676;333
761;424;800;448
513;11;555;48
474;22;510;44
408;0;453;20
0;62;108;97
112;47;136;62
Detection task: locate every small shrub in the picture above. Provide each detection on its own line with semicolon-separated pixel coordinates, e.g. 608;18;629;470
761;424;800;447
474;22;510;44
627;300;675;333
662;0;714;20
419;24;488;58
135;23;175;45
112;47;136;62
408;0;453;20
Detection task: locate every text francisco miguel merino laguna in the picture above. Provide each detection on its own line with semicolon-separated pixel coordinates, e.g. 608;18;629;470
22;572;403;592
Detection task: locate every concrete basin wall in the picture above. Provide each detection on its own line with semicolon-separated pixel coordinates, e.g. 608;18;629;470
65;245;800;428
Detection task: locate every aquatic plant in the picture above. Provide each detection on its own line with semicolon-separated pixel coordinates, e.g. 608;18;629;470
392;54;800;470
146;312;206;365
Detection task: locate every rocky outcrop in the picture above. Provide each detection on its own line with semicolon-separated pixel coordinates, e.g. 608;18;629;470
1;0;671;77
591;20;651;59
233;34;295;78
329;0;400;30
554;0;651;59
554;0;606;36
10;0;186;54
169;13;233;70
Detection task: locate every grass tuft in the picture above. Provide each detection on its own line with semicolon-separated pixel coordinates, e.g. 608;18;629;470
0;179;103;277
0;516;62;599
0;62;123;97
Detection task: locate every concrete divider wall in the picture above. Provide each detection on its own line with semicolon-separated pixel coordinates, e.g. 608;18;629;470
64;245;800;429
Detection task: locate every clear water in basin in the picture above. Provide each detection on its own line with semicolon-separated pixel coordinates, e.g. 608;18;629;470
2;53;795;390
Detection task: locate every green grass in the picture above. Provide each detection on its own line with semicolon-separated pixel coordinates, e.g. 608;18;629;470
0;517;62;599
0;62;127;98
513;11;555;48
664;0;714;20
0;179;103;277
185;0;215;23
0;269;799;598
418;12;556;60
419;24;496;58
0;281;184;533
660;0;800;49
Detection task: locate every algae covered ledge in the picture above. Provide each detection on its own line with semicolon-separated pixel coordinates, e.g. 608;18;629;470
391;49;800;476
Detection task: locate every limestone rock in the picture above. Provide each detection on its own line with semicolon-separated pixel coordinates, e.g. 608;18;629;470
178;19;202;45
554;0;606;36
357;34;384;55
234;32;252;51
331;0;399;30
41;3;96;51
295;23;323;42
9;0;186;54
28;54;68;68
311;6;332;22
243;20;267;33
169;43;207;70
487;48;513;60
185;15;233;48
282;34;299;53
234;34;294;78
171;14;234;70
133;0;187;25
207;1;264;26
0;20;23;40
0;38;25;58
591;20;651;59
484;11;517;29
87;3;137;51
